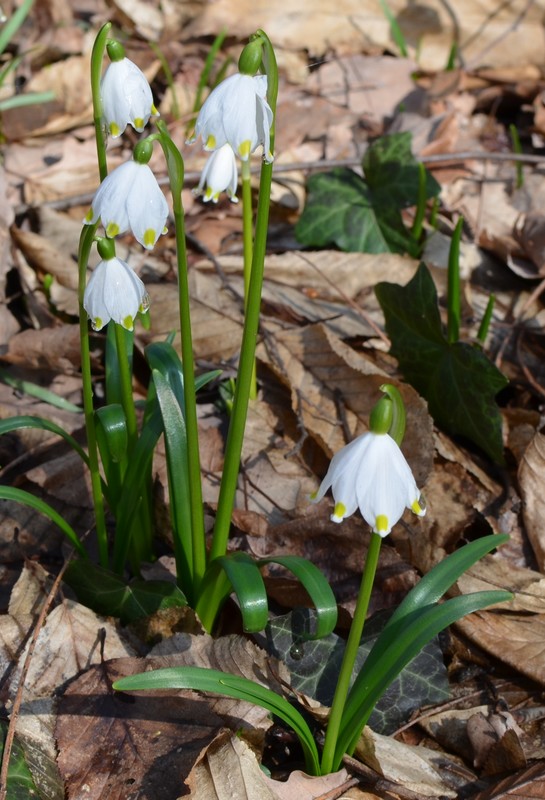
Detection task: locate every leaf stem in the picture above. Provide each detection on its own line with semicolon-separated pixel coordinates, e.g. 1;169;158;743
447;217;463;344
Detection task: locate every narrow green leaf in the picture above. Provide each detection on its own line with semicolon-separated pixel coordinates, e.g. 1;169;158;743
375;262;508;462
362;534;510;676
151;368;193;593
0;486;86;556
260;556;338;639
113;665;321;775
0;0;34;55
0;415;88;464
95;405;128;464
0;369;82;411
336;589;512;766
216;552;269;632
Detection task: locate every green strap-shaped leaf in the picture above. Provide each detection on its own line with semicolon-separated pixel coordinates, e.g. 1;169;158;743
95;404;128;464
113;665;321;776
337;589;511;766
0;415;89;465
214;552;269;632
362;533;509;676
0;486;86;556
259;556;337;639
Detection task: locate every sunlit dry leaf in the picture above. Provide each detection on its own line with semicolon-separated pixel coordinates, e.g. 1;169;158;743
184;729;277;800
22;55;93;136
3;325;81;372
457;556;545;615
456;611;545;686
258;322;433;485
11;600;136;699
186;0;545;70
518;432;545;570
109;0;164;40
355;726;458;798
262;766;352;800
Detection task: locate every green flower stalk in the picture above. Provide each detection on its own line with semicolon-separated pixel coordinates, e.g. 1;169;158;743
314;384;425;773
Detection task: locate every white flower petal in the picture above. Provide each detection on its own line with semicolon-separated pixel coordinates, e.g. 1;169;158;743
312;431;425;536
84;160;168;248
101;58;156;138
190;72;273;161
195;144;238;203
126;163;169;248
84;256;147;330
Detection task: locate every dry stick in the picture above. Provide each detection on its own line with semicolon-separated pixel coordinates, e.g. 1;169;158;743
14;151;545;217
0;560;70;799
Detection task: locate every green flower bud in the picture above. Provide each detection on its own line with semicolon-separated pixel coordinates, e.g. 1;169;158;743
238;39;263;76
96;236;116;261
106;40;126;63
133;138;153;165
369;397;393;435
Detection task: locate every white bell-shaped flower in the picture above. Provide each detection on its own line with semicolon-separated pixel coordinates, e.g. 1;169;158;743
195;144;239;203
84;255;149;332
84;159;168;250
312;432;425;536
101;57;158;138
188;73;273;162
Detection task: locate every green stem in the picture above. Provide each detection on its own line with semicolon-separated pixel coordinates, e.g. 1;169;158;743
113;323;138;449
447;217;463;344
411;161;427;243
320;533;382;775
209;31;278;566
155;121;206;595
90;22;111;182
78;226;109;567
477;294;495;346
241;157;257;399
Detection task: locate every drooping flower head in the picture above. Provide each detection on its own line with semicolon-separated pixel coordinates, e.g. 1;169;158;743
101;40;158;138
194;143;239;203
188;72;273;163
311;387;425;536
84;139;168;249
84;240;149;332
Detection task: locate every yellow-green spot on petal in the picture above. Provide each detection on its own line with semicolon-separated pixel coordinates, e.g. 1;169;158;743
151;104;159;116
332;502;347;520
123;315;134;330
205;134;217;149
204;187;214;200
375;514;389;533
106;222;120;238
143;229;156;248
109;122;120;137
84;208;94;223
238;140;251;160
412;498;425;516
133;117;144;130
92;317;103;331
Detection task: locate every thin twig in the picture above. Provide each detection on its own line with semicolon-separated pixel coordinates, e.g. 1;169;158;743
0;560;70;800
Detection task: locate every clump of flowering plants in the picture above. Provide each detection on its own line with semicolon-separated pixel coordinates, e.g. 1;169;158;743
115;385;511;775
0;24;337;633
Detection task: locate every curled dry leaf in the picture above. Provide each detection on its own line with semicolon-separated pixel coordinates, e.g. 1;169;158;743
185;729;351;800
518;432;545;571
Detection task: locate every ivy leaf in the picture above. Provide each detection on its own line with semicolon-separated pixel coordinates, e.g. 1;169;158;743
295;132;440;255
375;262;508;463
261;609;450;735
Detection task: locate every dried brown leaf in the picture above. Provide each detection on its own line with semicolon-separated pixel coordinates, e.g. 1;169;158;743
518;432;545;570
57;658;221;800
